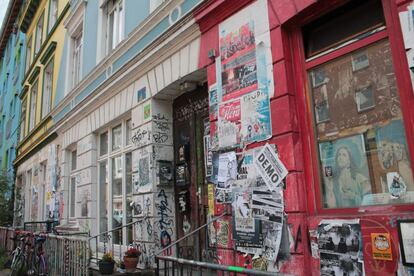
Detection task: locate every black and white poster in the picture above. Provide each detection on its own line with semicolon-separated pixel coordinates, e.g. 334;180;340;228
318;219;364;276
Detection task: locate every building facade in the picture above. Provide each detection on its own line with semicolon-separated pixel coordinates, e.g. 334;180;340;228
13;0;69;226
6;0;414;275
0;0;24;184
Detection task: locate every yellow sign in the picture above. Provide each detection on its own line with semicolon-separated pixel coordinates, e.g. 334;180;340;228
208;184;215;216
371;233;392;261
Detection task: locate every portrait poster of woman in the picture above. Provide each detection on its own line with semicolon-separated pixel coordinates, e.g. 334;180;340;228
319;134;372;208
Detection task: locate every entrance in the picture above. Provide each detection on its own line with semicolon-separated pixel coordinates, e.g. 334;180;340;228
173;84;209;260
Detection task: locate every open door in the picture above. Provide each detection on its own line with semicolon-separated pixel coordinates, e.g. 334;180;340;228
173;84;209;260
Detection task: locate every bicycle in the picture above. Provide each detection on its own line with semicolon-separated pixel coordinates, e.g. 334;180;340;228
9;231;32;276
27;234;47;276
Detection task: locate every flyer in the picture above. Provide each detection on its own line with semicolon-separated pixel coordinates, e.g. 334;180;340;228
218;99;241;149
241;90;272;144
318;219;363;276
254;143;288;191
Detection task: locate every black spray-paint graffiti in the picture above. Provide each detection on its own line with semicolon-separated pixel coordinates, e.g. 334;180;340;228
152;131;169;144
131;128;151;146
156;189;173;255
174;98;209;120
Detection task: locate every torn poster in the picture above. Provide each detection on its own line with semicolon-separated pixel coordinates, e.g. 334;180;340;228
318;219;363;276
218;0;274;101
218;99;241;149
215;216;233;249
209;84;219;121
204;135;213;177
134;153;152;193
252;186;284;223
254;143;288;191
232;189;255;232
240;90;272;144
232;188;260;245
218;151;238;188
210;121;219;151
262;221;283;262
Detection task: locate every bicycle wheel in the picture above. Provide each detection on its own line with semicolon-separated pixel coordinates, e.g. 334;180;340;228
9;254;24;276
38;255;47;276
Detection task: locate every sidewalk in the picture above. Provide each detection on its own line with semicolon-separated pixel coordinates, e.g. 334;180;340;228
0;268;10;276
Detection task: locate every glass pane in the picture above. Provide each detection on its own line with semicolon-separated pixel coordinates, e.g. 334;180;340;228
310;39;414;208
70;177;76;217
126;120;131;146
71;150;77;171
112;156;123;244
126;152;133;244
112;124;122;151
100;132;108;156
99;161;108;240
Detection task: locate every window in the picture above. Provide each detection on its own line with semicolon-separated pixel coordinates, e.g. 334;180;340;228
20;97;27;141
69;149;77;218
35;12;44;55
29;80;38;131
71;30;82;88
42;58;54;118
25;36;32;73
98;119;132;245
48;0;58;32
103;0;123;54
304;0;414;209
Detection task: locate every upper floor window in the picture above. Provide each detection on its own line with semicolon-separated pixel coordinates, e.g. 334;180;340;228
303;0;414;209
42;57;54;119
103;0;124;54
48;0;59;32
71;30;83;88
35;12;45;55
29;79;39;131
25;36;32;73
20;97;27;141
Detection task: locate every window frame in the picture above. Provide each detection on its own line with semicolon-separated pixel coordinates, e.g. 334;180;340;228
290;0;414;215
29;79;39;131
47;0;59;33
97;118;132;246
41;56;54;119
25;35;32;74
69;148;77;218
71;29;83;88
34;11;45;55
20;96;27;141
103;0;124;55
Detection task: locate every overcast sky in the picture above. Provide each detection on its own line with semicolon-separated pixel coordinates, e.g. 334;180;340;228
0;0;11;30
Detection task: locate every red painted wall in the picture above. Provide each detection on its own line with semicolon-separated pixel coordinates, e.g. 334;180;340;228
195;0;414;275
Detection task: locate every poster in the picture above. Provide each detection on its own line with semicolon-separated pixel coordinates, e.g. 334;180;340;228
251;186;284;223
262;221;283;262
254;143;288;191
398;220;414;266
218;0;274;101
241;90;272;144
318;219;363;276
218;151;238;188
215;216;233;249
204;135;213;177
232;188;260;245
218;99;241;149
371;233;392;261
209;84;219;121
208;184;215;216
134;152;152;193
319;134;371;208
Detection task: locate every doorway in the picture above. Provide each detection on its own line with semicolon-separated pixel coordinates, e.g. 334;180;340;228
173;84;209;260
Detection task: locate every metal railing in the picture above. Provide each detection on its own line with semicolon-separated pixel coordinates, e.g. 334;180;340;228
23;220;59;233
156;256;290;276
88;217;147;265
154;212;290;276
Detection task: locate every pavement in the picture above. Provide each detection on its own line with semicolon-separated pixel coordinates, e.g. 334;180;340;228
0;269;10;276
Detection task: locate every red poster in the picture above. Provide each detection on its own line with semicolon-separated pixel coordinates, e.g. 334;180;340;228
218;99;241;149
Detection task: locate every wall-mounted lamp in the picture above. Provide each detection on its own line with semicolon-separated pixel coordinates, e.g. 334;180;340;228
180;81;198;92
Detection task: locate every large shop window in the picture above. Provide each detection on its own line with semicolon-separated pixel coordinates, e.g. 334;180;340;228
97;119;132;245
304;0;414;209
